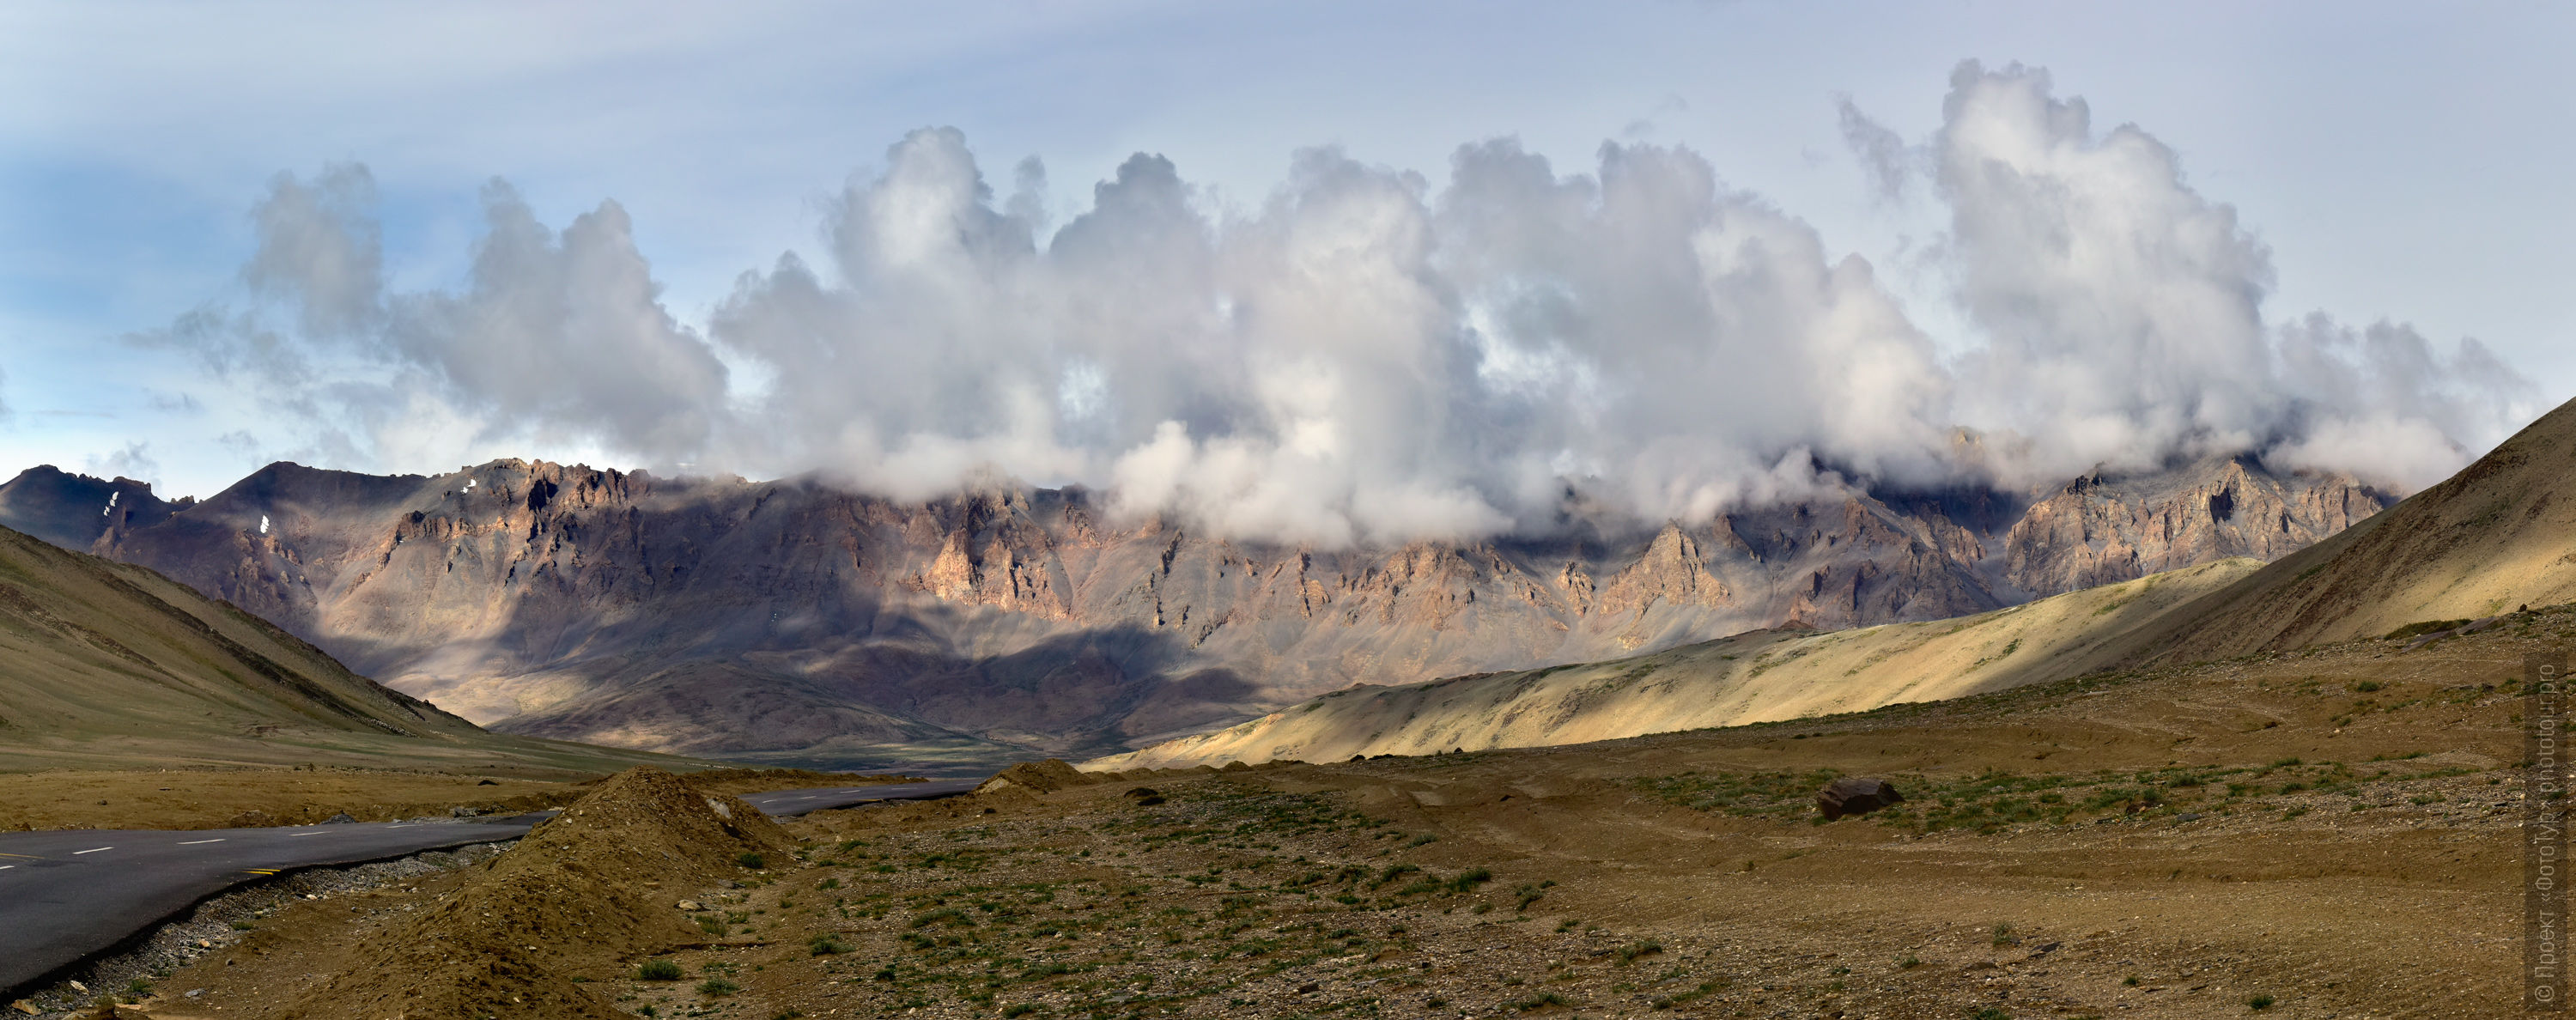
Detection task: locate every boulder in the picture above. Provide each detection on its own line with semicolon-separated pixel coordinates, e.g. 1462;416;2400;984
1815;777;1905;820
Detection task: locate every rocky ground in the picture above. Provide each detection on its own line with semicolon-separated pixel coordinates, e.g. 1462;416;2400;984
15;620;2548;1019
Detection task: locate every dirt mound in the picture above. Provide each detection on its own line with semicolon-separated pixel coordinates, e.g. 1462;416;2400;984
271;766;794;1018
974;758;1099;796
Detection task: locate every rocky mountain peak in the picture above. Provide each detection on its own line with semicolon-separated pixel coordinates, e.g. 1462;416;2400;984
0;450;2394;768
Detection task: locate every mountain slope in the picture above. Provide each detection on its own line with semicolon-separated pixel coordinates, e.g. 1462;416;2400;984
1084;557;2257;768
0;453;2385;768
2088;397;2576;665
0;522;696;774
1095;394;2576;770
0;465;177;550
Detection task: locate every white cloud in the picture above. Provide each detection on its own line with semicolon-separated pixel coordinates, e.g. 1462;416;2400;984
132;63;2542;544
84;440;157;485
1848;60;2538;489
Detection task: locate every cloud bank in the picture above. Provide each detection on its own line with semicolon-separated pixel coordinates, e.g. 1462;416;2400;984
143;61;2541;546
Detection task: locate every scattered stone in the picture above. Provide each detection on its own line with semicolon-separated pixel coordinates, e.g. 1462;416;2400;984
1815;777;1905;820
9;1001;33;1016
2176;812;2203;823
324;812;357;824
676;900;703;911
185;989;206;998
476;779;499;786
449;805;482;817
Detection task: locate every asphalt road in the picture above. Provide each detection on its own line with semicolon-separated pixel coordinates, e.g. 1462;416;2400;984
0;777;981;995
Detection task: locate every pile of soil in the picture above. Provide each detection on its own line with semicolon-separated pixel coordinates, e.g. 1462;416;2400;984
270;766;793;1019
972;758;1099;796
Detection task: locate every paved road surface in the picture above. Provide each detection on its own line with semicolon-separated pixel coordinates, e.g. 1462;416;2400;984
0;778;981;995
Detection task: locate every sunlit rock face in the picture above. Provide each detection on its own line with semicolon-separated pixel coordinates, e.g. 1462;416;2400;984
0;453;2389;765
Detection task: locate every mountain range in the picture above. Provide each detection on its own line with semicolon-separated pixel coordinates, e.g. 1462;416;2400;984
0;452;2391;768
1096;394;2576;768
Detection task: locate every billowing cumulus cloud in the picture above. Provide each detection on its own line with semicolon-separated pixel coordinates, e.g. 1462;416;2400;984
1888;61;2540;490
148;62;2539;545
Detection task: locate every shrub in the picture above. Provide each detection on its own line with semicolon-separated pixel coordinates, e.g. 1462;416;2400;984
737;852;767;869
637;958;683;981
697;977;742;996
2384;619;2469;641
2248;993;2275;1010
809;934;853;956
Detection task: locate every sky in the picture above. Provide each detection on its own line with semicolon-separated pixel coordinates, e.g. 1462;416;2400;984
1;1;2568;543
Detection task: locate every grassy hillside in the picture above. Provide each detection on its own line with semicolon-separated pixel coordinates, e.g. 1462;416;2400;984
0;523;706;776
1088;557;2257;768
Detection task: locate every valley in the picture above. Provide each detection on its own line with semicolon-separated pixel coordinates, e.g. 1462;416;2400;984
36;616;2534;1018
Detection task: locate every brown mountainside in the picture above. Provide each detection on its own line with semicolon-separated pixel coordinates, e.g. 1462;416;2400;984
0;453;2389;768
0;520;689;774
2089;397;2576;665
1103;396;2576;771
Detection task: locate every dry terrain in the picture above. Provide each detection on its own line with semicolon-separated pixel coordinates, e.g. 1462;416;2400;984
46;610;2546;1020
0;447;2379;768
1097;396;2576;774
0;767;908;832
0;519;708;779
1091;559;2257;768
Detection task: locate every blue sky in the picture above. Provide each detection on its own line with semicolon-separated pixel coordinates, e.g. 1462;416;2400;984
3;1;2569;517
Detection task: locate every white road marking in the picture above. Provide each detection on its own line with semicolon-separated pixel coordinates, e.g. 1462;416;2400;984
73;847;112;854
0;865;13;870
178;839;225;846
288;831;324;837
